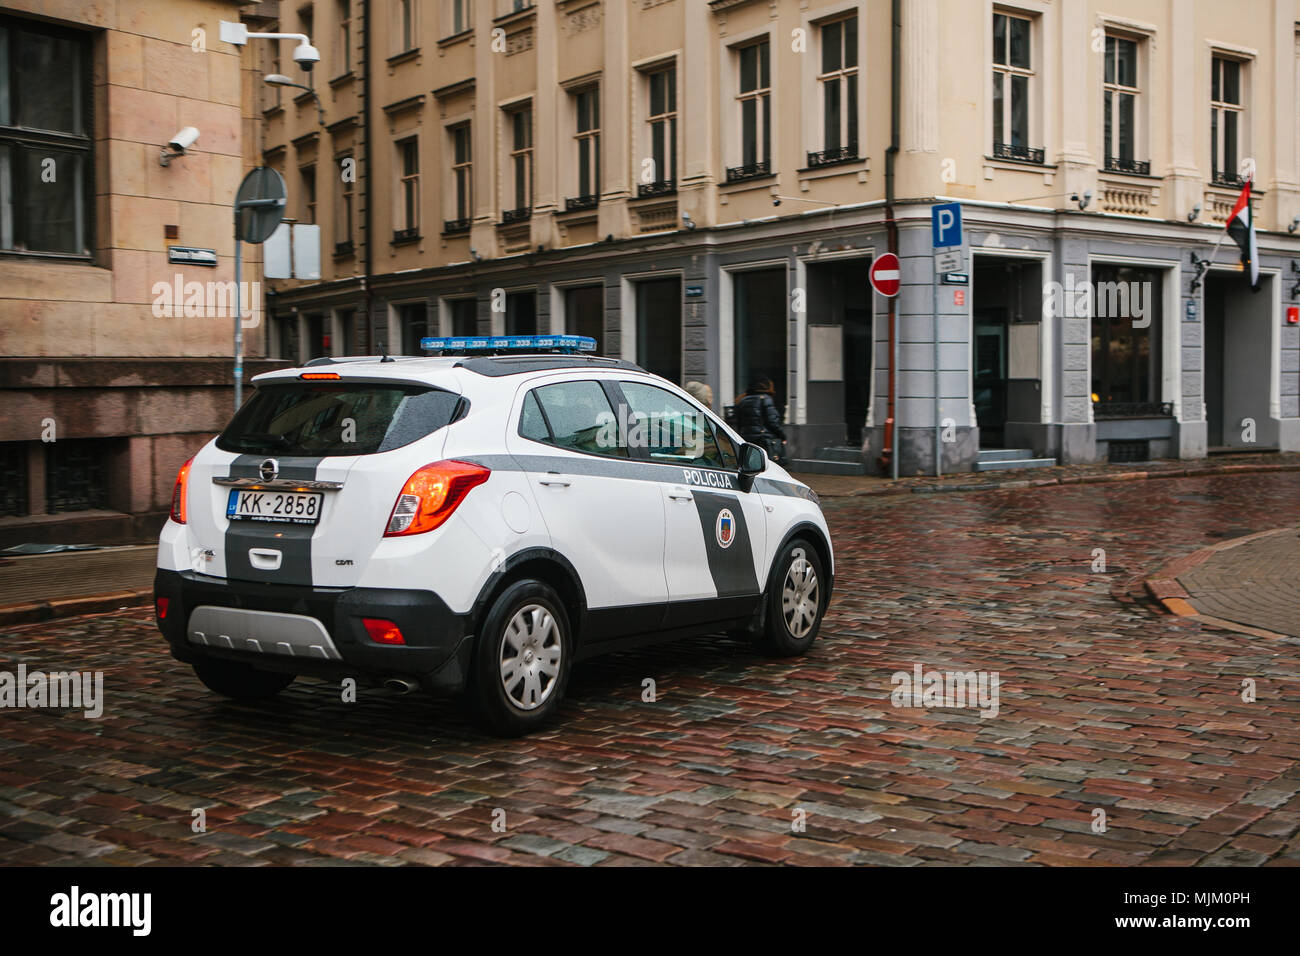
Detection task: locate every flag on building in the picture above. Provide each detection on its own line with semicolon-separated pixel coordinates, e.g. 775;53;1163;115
1225;179;1260;291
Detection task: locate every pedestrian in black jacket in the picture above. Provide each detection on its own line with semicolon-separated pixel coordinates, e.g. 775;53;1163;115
734;376;786;463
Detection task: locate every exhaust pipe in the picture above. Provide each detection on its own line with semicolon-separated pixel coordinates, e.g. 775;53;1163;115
384;677;419;695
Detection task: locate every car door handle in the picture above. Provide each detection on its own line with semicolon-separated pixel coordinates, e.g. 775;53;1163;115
668;486;694;501
538;477;571;488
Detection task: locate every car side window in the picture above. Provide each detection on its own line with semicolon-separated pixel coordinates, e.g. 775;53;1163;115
619;381;727;470
524;380;628;458
713;425;740;469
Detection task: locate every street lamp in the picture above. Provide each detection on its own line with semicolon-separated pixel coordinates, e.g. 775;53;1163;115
264;74;326;127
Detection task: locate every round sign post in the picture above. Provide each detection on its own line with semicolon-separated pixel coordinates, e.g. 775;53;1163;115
869;253;902;298
232;168;287;410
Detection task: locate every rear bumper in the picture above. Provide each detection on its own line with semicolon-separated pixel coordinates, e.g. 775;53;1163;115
153;569;474;692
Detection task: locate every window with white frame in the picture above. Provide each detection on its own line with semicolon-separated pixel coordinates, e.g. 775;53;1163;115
728;39;771;181
991;11;1041;162
447;0;473;36
446;123;472;233
1103;35;1144;173
641;66;677;196
810;15;857;166
504;104;532;221
1211;55;1246;184
395;137;419;239
336;0;351;73
571;86;600;207
396;0;416;53
334;152;353;251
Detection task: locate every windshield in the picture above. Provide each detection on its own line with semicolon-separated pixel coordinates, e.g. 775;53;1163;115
217;382;463;457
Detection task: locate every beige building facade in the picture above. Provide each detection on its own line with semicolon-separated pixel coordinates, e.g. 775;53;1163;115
259;0;1300;476
0;0;282;544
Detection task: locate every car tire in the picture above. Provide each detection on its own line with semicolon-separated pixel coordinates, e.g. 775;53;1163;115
754;539;827;657
470;579;572;737
192;659;296;699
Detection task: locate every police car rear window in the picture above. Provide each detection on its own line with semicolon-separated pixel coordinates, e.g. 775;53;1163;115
217;383;463;457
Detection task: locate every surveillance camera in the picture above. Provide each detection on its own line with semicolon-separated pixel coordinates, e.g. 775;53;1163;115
1188;204;1202;222
1289;216;1300;234
682;212;696;230
168;127;199;152
772;197;782;207
292;40;321;70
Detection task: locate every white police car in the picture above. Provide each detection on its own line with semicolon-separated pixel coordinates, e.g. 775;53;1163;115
155;336;833;735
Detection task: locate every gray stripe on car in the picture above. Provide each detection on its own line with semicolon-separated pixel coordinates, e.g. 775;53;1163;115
223;455;320;587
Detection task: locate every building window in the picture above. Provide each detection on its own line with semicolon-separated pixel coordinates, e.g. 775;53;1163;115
448;0;471;36
641;66;677;196
810;15;857;167
46;439;110;513
0;16;92;258
264;25;282;109
1103;36;1145;174
449;298;476;336
504;105;533;220
1211;55;1245;185
635;277;682;384
334;153;354;254
0;443;28;518
729;39;771;182
1090;264;1163;412
300;164;317;224
446;123;472;232
992;11;1041;163
305;311;329;360
571;86;601;207
563;285;604;354
337;0;351;73
276;314;301;361
395;137;419;240
505;291;537;335
397;0;416;53
397;302;427;354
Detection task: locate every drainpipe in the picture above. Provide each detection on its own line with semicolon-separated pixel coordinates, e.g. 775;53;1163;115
361;0;374;353
879;0;901;479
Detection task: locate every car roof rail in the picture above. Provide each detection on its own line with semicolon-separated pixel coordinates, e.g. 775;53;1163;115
456;355;646;377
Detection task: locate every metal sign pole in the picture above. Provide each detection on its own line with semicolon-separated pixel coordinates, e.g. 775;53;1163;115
234;222;243;412
933;263;941;477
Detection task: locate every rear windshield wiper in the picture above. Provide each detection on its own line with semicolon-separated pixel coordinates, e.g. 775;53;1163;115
233;432;291;449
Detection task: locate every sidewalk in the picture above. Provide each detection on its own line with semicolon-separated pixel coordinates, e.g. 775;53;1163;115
0;545;155;625
1145;527;1300;638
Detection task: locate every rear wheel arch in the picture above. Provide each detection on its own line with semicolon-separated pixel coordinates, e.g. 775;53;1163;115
470;548;587;645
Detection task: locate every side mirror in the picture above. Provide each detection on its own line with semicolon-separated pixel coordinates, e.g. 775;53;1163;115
739;442;767;476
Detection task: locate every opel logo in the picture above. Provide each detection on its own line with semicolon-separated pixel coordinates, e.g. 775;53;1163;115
259;458;279;481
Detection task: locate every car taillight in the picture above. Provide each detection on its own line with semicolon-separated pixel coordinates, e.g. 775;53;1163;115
155;597;170;620
362;618;405;645
384;460;490;536
170;456;195;524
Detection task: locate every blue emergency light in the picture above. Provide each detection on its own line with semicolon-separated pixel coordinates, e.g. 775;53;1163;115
420;334;598;355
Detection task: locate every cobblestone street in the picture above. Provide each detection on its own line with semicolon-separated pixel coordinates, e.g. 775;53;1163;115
1;472;1298;866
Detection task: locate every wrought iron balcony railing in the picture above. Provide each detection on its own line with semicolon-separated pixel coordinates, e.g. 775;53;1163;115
564;194;599;212
993;142;1045;164
725;160;771;183
333;239;354;257
502;206;532;224
806;145;857;168
1093;401;1174;420
636;179;677;199
391;227;419;244
1103;156;1151;176
442;218;471;235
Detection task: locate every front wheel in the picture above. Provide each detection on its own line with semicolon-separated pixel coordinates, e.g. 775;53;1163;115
754;540;827;657
470;579;572;736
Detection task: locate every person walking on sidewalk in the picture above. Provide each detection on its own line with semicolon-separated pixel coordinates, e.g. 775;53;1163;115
734;376;787;465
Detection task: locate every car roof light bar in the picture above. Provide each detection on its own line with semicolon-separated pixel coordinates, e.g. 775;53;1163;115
420;335;598;356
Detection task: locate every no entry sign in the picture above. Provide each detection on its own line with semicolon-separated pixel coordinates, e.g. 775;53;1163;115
870;253;901;298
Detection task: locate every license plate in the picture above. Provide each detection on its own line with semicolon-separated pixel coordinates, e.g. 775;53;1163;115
226;489;324;525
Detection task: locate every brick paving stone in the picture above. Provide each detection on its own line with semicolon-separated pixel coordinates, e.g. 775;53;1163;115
1;472;1299;866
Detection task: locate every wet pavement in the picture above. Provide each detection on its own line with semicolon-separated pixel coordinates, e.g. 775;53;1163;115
1;471;1298;866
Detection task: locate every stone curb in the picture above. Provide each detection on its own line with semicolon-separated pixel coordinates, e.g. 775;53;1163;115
1142;527;1295;639
0;588;152;627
